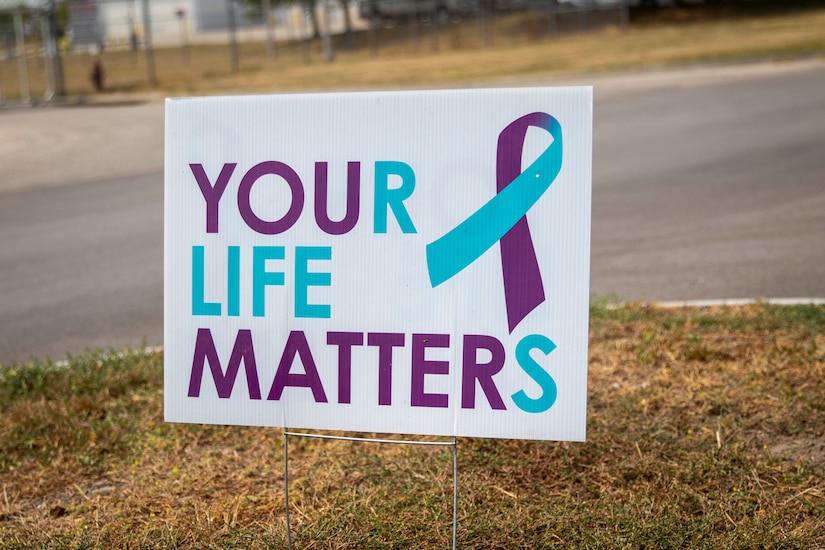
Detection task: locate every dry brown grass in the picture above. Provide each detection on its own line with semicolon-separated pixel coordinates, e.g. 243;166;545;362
1;303;823;547
2;6;824;101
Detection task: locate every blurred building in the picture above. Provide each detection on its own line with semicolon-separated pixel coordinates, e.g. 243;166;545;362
66;0;257;51
66;0;361;52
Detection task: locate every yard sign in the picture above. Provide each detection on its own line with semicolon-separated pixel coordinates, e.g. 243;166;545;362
164;88;592;441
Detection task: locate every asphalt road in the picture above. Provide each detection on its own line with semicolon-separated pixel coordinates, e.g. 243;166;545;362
591;61;825;303
1;60;824;364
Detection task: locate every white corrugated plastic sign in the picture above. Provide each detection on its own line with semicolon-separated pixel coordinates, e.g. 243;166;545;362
164;87;592;441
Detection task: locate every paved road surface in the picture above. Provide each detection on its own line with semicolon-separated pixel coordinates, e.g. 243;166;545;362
591;61;825;302
1;60;824;364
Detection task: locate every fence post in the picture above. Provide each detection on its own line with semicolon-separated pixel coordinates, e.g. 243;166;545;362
13;11;29;104
263;0;277;59
320;1;334;62
48;0;65;97
369;12;379;56
547;0;558;37
227;0;240;72
40;13;55;100
620;0;629;33
141;0;157;86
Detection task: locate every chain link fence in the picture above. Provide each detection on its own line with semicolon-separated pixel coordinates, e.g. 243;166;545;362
0;0;640;104
0;2;63;105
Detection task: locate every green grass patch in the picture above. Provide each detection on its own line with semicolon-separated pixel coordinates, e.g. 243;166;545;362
1;303;823;547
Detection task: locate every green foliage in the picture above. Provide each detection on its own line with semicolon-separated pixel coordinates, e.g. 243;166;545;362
0;350;159;473
0;349;155;408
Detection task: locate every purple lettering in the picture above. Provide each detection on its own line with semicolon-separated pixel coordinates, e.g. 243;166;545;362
190;163;236;234
188;328;262;399
461;334;506;410
367;332;405;406
411;334;450;408
268;331;328;402
238;161;304;235
315;162;361;235
327;331;364;404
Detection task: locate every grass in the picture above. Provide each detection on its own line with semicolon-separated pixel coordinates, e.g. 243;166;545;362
1;303;823;547
1;5;825;101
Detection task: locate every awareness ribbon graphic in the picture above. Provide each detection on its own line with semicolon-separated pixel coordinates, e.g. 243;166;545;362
426;112;563;333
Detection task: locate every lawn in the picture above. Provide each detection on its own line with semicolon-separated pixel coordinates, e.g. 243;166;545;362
1;303;823;547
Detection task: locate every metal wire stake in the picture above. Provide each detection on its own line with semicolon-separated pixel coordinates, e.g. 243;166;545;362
281;430;458;548
452;436;458;550
284;428;292;550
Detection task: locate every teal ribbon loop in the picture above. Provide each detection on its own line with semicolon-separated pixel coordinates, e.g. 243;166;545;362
426;113;563;307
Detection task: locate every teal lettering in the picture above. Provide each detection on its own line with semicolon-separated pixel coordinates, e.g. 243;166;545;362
253;246;285;317
373;161;417;234
192;246;221;316
511;334;557;413
228;246;240;317
295;246;332;318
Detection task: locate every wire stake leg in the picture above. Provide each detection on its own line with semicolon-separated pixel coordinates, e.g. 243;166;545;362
452;436;458;550
281;431;458;548
284;428;292;550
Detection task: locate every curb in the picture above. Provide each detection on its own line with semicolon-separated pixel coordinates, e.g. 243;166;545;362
644;298;825;308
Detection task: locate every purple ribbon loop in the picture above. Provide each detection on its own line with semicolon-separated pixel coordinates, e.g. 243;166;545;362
426;112;563;332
